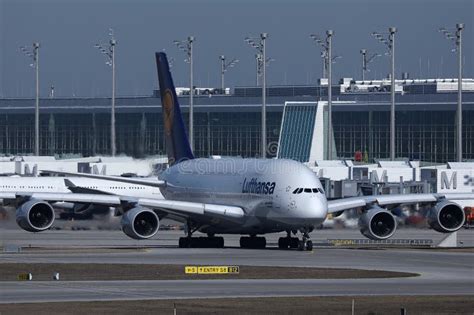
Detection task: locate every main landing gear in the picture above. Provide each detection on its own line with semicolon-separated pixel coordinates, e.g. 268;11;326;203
178;236;224;248
278;231;313;251
178;223;224;248
239;235;266;249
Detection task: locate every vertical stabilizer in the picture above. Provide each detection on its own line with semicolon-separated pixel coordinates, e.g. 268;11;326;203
155;52;194;165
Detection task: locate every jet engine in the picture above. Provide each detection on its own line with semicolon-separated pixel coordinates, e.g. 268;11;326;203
121;207;159;240
427;200;465;233
16;200;55;232
358;206;397;240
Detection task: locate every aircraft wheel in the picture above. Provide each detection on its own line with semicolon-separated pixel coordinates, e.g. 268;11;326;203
240;236;248;248
217;237;224;248
298;240;305;251
306;240;313;251
257;237;266;249
289;237;299;249
278;237;288;249
179;237;189;248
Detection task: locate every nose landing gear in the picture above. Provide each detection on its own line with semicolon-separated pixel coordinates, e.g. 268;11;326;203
278;230;313;251
298;231;313;251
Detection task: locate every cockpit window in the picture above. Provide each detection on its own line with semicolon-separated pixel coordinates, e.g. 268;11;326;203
294;188;323;194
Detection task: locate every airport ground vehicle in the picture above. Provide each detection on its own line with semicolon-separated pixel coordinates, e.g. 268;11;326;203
464;207;474;229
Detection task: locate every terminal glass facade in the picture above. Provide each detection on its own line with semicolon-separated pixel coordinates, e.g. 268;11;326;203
0;111;282;159
333;110;473;163
278;104;317;162
0;89;473;163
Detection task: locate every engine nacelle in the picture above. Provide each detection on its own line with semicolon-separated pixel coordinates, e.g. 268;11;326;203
121;207;159;240
16;200;55;232
359;206;397;240
428;200;465;233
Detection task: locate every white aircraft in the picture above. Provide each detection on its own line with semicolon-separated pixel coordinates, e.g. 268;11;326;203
0;176;163;219
1;52;472;250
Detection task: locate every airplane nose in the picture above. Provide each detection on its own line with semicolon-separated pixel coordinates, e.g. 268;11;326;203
313;196;328;219
299;196;327;221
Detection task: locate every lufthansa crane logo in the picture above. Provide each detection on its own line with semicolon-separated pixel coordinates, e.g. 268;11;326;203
163;89;174;136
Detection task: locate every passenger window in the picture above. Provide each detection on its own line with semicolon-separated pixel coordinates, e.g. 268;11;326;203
304;188;311;193
312;188;319;193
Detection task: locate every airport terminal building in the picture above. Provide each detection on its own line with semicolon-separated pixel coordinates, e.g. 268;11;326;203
0;78;473;163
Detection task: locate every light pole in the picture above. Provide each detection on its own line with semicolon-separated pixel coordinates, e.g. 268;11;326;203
95;28;117;157
20;42;40;156
372;27;397;161
310;33;341;81
220;55;239;91
245;33;269;158
253;54;274;86
360;49;381;81
174;36;195;151
310;31;335;160
439;23;464;162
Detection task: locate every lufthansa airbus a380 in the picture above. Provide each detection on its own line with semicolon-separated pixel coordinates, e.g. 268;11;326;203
2;52;472;250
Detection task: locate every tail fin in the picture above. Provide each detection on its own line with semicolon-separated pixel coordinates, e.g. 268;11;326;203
155;52;194;165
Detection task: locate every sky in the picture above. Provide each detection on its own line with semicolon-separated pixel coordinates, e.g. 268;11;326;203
0;0;472;98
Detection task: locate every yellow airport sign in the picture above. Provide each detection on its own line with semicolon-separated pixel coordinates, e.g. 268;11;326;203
17;273;32;281
185;266;239;274
185;266;198;274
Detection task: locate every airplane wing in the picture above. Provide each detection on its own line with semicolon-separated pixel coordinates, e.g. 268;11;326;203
327;193;474;213
41;170;166;188
0;192;245;221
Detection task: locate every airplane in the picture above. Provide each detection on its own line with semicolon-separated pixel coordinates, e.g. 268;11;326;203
1;52;472;251
0;176;163;219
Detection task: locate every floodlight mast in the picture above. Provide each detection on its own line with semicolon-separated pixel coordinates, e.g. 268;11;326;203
19;43;40;155
174;36;195;151
34;43;40;156
372;27;397;161
220;55;239;91
327;30;333;160
360;49;382;81
245;33;269;158
439;23;464;162
94;29;117;156
310;31;335;160
361;49;367;80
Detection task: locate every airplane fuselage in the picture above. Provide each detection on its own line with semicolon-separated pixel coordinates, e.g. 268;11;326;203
159;158;328;234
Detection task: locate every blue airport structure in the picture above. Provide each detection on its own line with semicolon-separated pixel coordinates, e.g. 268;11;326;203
0;78;473;163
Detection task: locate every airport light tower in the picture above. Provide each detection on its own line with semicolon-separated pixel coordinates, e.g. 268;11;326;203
372;27;397;161
20;42;40;156
245;33;268;158
360;49;381;81
174;36;195;151
220;55;239;91
95;29;117;157
439;23;464;162
310;31;334;160
253;53;275;86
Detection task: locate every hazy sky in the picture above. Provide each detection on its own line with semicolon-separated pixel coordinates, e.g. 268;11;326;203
0;0;472;98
